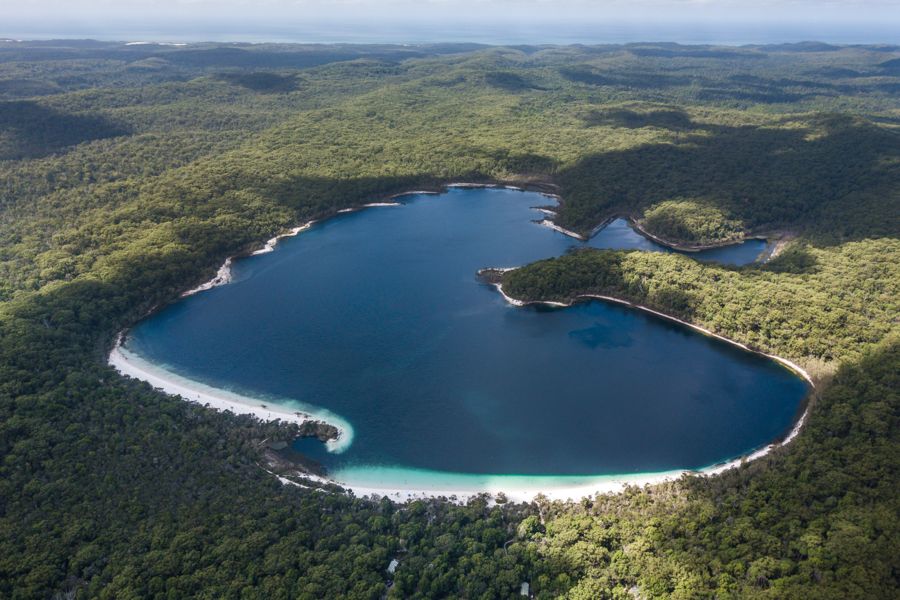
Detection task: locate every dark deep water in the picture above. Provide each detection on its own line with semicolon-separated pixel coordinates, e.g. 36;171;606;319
126;188;806;486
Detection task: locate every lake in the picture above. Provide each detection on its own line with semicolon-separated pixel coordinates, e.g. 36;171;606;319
123;187;807;491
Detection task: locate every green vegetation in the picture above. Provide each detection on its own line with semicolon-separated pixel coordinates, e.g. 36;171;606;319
503;241;899;372
0;39;898;598
639;200;744;246
531;337;898;599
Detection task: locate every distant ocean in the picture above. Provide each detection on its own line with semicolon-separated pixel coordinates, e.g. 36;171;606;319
3;21;899;46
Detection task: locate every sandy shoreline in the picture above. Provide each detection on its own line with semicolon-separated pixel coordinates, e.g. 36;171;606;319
537;218;587;240
318;470;687;503
178;180;563;301
112;182;810;503
486;271;814;386
627;217;772;255
338;201;403;214
277;432;804;503
176;183;529;299
181;258;234;297
181;223;315;297
108;340;353;453
111;328;700;503
437;275;815;502
528;200;772;261
179;201;413;299
110;187;516;462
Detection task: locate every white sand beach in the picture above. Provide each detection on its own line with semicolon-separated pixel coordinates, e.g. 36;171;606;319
324;471;684;503
118;183;811;503
108;341;352;453
251;223;315;256
538;218;588;240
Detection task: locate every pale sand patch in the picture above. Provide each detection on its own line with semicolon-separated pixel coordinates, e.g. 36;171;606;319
108;341;352;453
181;201;412;298
407;280;816;503
120;184;809;503
537;219;588;241
182;223;315;297
329;472;681;504
250;223;315;256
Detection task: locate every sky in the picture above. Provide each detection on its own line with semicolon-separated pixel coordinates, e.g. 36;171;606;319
3;0;899;44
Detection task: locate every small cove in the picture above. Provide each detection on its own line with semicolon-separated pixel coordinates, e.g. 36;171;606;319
120;188;806;495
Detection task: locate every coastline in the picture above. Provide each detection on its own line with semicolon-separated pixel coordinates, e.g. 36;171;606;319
181;223;315;298
309;468;688;503
108;184;539;466
456;272;816;501
108;338;354;453
181;257;234;297
275;428;808;503
537;218;588;241
176;182;543;300
110;182;809;503
277;416;808;503
626;216;772;254
522;197;775;260
250;223;315;256
486;273;814;386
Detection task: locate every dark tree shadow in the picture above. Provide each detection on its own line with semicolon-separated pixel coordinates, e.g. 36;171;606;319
696;87;811;104
484;71;547;92
627;45;767;60
559;65;695;89
0;78;60;98
0;101;129;160
810;66;865;79
755;41;842;53
552;114;900;246
216;71;300;93
581;107;701;130
878;57;900;75
763;244;820;274
556;48;897;105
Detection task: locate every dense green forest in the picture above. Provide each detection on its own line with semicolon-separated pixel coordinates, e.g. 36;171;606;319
0;39;898;598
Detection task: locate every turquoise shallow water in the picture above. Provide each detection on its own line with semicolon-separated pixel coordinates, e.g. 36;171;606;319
126;188;806;484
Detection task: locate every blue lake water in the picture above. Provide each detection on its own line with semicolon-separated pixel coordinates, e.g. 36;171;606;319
584;218;768;264
126;188;806;485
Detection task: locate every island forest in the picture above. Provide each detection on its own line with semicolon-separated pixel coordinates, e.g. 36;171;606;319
0;39;898;599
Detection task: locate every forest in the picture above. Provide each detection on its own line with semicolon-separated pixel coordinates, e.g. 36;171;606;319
0;39;898;598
